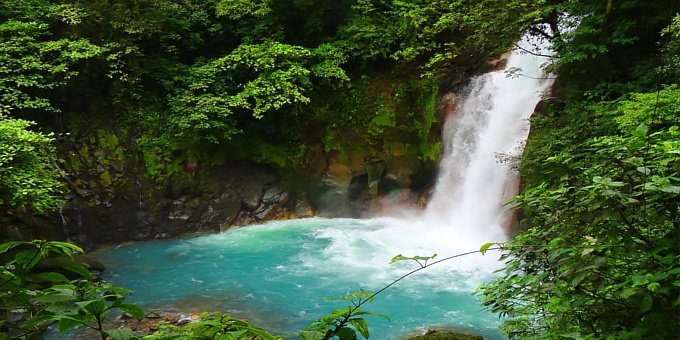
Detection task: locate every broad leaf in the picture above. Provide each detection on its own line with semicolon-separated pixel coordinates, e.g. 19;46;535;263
105;328;134;340
480;242;496;255
118;303;144;320
348;318;369;339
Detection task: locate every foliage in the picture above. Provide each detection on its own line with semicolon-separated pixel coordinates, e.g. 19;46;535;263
485;4;680;337
303;246;502;340
164;40;348;144
0;240;142;339
302;290;385;340
0;116;64;213
144;312;280;340
216;0;271;20
0;19;101;115
1;0;547;178
541;0;677;97
479;125;680;338
659;14;680;80
610;85;680;132
390;253;437;267
4;1;679;337
337;0;546;74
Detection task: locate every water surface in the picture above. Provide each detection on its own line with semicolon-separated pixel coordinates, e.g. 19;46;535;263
95;218;503;339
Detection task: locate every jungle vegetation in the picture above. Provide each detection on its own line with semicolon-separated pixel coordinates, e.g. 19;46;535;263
0;0;678;338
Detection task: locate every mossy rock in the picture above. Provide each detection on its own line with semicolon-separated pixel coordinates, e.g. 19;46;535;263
407;329;483;340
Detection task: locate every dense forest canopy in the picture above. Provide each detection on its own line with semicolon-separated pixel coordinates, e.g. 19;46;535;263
0;0;679;338
1;0;548;200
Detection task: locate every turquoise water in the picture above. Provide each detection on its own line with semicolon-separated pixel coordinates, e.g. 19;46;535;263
94;217;502;339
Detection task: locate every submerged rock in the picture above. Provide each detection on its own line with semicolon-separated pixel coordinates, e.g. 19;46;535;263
407;329;483;340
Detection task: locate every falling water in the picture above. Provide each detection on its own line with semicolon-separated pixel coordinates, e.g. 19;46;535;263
58;207;70;241
323;35;556;273
423;35;555;244
92;34;554;339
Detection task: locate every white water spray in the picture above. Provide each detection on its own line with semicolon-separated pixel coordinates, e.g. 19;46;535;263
424;36;555;245
307;35;554;281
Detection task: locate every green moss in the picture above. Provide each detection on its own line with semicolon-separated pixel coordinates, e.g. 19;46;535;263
96;129;120;151
408;332;482;340
67;152;83;170
419;140;441;162
418;84;439;140
137;137;183;182
100;170;112;189
235;138;302;167
77;144;89;160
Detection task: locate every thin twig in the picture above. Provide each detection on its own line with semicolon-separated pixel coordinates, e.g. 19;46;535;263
513;43;555;59
321;247;504;339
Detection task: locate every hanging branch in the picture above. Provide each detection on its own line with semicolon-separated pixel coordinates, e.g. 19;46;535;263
513;43;555;59
320;246;504;340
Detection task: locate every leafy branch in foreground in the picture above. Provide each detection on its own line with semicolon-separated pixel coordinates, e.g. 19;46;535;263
302;245;503;340
143;312;280;340
478;126;680;338
0;240;143;340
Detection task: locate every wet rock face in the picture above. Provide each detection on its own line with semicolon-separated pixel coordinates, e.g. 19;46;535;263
0;128;308;248
306;147;435;218
56;161;305;248
1;125;435;248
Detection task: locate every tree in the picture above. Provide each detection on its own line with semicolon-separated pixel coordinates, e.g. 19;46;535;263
336;0;547;74
0;1;101;215
478;125;680;338
538;0;677;97
0;19;101;115
0;116;63;214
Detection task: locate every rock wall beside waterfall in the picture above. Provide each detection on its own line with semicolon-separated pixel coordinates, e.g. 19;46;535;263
0;124;439;248
0;65;493;248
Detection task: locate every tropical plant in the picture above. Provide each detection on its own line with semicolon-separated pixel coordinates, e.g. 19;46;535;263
0;19;101;115
478;125;680;338
0;116;64;214
144;312;280;340
0;240;143;339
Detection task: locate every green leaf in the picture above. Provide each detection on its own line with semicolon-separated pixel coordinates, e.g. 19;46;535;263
646;282;661;293
348;318;369;339
23;315;54;329
59;263;93;279
336;327;358;340
480;242;496;255
47;241;84;255
636;166;650;175
389;253;436;264
632;123;649;137
82;299;108;316
118;303;144;320
389;254;408;264
0;241;26;255
639;294;653;313
58;317;84;334
25;272;70;283
35;290;77;302
104;328;134;340
571;271;588;287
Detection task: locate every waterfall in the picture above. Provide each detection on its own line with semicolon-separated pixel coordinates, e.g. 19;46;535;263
320;35;556;274
423;35;555;246
58;207;70;241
